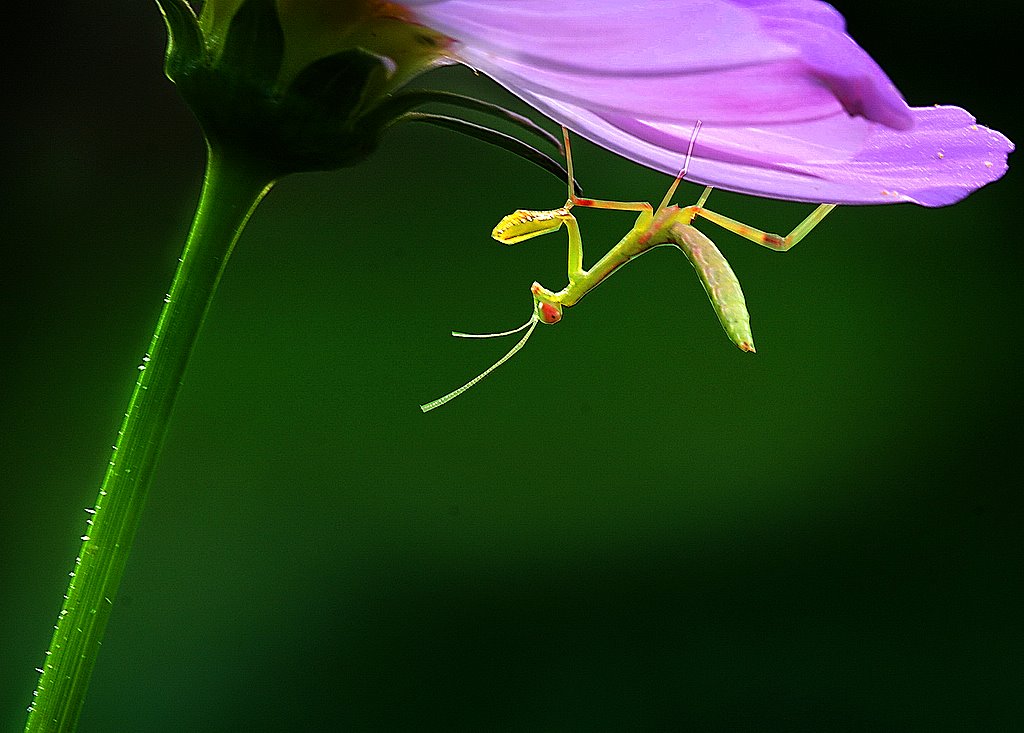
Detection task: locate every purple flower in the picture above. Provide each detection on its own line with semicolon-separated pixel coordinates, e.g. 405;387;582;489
405;0;1012;206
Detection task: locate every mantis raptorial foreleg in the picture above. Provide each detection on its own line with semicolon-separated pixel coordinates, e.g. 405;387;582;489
420;124;838;411
491;127;657;284
491;206;587;282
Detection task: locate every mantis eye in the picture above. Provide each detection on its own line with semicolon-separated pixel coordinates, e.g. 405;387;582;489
538;301;561;324
530;283;562;324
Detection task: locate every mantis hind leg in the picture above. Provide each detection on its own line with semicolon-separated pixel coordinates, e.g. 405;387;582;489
694;202;837;252
647;118;834;254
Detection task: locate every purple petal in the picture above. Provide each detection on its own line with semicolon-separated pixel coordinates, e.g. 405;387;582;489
408;0;1013;205
519;91;1011;206
447;51;846;126
746;1;914;129
411;0;794;75
411;0;906;126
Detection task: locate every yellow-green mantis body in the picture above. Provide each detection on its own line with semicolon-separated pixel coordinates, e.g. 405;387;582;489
420;126;837;412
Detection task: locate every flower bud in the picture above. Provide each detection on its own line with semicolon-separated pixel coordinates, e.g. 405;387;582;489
156;0;450;174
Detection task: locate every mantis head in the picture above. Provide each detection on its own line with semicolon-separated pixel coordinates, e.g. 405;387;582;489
531;283;563;324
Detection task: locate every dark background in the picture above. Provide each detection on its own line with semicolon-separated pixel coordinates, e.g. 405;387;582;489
2;1;1021;730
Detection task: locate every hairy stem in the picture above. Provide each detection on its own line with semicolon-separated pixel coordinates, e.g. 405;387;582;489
25;148;275;733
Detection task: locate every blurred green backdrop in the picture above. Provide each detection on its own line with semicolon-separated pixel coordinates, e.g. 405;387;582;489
2;1;1021;730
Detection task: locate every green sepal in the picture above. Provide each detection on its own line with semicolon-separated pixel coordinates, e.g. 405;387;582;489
401;113;581;196
365;90;564;154
286;49;392;123
219;0;285;87
269;50;394;172
153;0;204;82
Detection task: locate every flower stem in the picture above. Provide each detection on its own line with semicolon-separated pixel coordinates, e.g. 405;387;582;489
25;148;275;733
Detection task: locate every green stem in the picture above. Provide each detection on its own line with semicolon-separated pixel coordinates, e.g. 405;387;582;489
25;147;275;733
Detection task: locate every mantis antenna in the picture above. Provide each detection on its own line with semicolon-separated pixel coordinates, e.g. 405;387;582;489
451;319;536;339
419;316;539;412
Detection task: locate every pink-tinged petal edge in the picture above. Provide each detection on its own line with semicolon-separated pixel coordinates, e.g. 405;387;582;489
409;0;1013;206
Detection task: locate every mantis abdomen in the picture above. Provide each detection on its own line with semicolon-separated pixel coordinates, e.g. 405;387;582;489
668;222;754;353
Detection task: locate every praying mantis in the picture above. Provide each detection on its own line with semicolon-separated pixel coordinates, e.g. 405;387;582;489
420;124;837;412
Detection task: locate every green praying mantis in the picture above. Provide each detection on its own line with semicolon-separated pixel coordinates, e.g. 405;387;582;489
420;124;837;412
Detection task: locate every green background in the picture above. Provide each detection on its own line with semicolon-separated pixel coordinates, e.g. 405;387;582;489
3;1;1021;730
